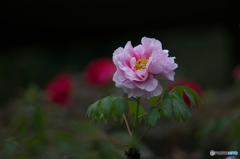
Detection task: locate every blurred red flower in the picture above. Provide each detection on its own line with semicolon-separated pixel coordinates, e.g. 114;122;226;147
45;73;74;107
168;79;202;106
233;64;240;81
84;57;116;86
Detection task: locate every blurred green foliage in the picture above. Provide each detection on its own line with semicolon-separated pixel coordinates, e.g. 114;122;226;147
0;84;124;159
197;85;240;152
0;78;239;159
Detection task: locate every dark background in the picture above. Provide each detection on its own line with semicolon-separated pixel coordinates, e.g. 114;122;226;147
0;0;239;104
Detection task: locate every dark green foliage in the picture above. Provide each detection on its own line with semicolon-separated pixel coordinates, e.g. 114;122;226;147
160;98;172;120
86;95;129;122
88;85;201;129
172;98;191;122
144;107;161;128
149;95;161;106
0;85;125;159
128;101;146;118
87;86;202;128
146;86;202;127
101;96;114;118
181;86;202;106
114;97;129;116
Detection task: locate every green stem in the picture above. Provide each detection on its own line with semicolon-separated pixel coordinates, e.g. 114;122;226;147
123;113;132;136
130;97;141;149
124;112;133;127
138;113;146;119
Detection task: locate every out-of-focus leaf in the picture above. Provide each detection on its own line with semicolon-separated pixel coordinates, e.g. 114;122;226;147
144;107;161;128
113;97;128;116
172;98;191;122
181;86;202;106
149;93;162;106
171;86;183;101
128;101;146;117
101;96;113;118
87;95;130;123
86;100;99;118
160;98;173;119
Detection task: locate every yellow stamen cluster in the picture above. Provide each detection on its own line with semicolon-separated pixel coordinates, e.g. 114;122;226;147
135;58;149;70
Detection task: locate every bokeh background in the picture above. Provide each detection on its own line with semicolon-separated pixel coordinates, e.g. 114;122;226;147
0;0;240;158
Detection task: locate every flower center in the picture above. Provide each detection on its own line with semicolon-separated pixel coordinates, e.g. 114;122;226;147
135;58;149;70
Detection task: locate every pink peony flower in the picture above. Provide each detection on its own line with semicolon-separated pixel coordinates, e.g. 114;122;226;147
84;57;116;86
45;73;74;107
233;64;240;81
168;79;202;105
112;37;178;98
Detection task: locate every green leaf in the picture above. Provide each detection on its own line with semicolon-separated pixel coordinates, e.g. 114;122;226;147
87;95;130;122
101;96;113;118
157;90;173;119
162;89;172;99
150;95;160;106
180;86;195;106
160;98;173;119
171;86;183;101
89;113;99;122
113;97;128;116
144;107;161;128
172;98;191;122
86;100;99;118
128;101;146;117
181;86;202;106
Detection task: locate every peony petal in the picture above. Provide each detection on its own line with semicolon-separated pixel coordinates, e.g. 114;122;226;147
124;41;133;50
162;50;169;58
135;75;158;91
141;37;162;58
122;79;136;89
133;45;145;59
130;57;136;69
147;84;163;98
125;41;136;58
125;72;137;81
134;69;149;81
113;47;124;65
148;61;163;75
147;50;163;74
163;71;175;81
113;72;121;87
140;84;162;99
145;76;159;91
124;87;145;98
123;82;162;99
155;71;175;81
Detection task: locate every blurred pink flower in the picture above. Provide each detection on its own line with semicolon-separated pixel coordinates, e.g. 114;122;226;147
113;37;178;98
84;57;116;86
45;73;74;107
168;79;202;105
233;64;240;81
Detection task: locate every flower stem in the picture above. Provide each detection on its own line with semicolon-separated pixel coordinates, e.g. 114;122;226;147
138;113;146;119
123;113;132;136
130;97;140;149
